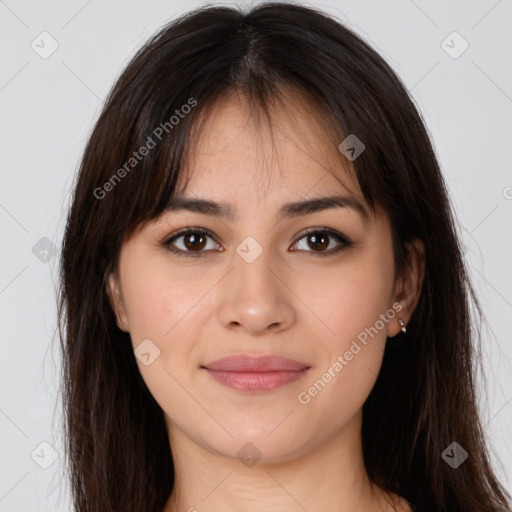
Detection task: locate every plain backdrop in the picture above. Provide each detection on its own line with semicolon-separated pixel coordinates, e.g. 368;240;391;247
0;0;511;510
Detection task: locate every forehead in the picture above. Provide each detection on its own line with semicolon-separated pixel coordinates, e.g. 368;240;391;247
179;92;365;210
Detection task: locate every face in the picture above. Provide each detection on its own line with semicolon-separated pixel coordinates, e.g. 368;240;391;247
108;94;423;463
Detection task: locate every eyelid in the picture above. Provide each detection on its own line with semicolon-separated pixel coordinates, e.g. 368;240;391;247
162;226;353;256
290;227;353;256
294;226;352;246
162;226;216;245
162;226;221;257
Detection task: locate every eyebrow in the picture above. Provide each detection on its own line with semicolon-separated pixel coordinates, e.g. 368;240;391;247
163;195;369;222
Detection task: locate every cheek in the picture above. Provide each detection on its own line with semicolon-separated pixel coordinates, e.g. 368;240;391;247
118;253;207;420
302;249;395;346
123;275;172;341
297;242;395;404
120;249;200;341
119;248;215;383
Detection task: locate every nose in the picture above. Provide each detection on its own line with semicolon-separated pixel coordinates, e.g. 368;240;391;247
217;248;296;335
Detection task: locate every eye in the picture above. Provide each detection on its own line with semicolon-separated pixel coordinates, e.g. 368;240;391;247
163;227;221;257
162;226;353;257
290;228;353;256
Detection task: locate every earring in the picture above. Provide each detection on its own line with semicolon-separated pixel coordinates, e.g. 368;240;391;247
398;318;407;334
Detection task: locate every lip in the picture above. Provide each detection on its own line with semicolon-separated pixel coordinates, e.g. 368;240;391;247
203;354;310;372
202;354;311;392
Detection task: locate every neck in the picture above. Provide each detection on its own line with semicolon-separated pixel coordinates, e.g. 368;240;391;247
163;411;407;512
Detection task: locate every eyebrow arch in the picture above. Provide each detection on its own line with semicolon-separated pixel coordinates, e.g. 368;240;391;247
163;195;369;222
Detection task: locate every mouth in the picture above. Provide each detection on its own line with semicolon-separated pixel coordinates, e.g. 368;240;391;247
201;354;311;392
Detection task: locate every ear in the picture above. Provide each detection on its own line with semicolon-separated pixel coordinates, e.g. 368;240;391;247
389;238;425;337
106;272;130;332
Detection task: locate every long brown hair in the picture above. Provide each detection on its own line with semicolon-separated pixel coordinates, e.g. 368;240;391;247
57;3;512;511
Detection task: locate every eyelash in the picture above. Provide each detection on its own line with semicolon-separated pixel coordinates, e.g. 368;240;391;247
162;226;353;258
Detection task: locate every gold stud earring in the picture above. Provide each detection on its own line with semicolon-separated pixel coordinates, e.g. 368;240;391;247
398;318;407;334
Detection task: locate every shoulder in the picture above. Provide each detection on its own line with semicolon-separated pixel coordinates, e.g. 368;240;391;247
388;492;414;512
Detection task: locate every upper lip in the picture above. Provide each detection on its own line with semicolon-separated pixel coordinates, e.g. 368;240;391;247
202;354;310;372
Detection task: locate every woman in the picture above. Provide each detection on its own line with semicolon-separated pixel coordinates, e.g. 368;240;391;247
58;3;512;511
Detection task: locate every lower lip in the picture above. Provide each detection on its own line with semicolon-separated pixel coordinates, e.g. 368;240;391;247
205;368;309;392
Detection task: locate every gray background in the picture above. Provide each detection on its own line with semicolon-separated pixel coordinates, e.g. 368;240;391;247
0;0;511;510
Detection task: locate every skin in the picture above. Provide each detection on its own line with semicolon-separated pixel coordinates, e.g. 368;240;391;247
108;93;425;512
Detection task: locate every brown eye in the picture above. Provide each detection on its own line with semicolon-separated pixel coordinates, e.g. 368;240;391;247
163;226;352;258
163;227;220;256
182;232;207;251
291;228;353;256
306;232;330;251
